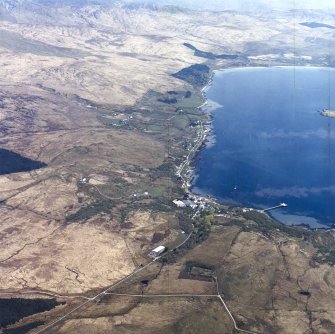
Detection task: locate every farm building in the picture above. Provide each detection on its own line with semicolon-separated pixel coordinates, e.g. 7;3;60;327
149;245;166;258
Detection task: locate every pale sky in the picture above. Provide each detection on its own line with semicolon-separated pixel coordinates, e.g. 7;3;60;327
126;0;335;11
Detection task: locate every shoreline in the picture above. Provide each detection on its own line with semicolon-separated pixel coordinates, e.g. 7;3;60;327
175;70;215;192
178;64;335;232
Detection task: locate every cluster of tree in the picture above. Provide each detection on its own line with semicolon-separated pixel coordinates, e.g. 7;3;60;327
66;199;115;223
187;209;216;247
172;64;210;87
183;42;238;60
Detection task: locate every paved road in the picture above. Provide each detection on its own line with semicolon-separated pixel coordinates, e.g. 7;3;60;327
214;277;259;334
31;117;260;333
33;115;199;333
33;227;194;334
104;292;218;298
33;259;158;334
33;263;259;334
104;283;260;334
176;121;206;190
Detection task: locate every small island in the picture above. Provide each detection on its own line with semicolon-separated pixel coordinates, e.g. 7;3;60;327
320;109;335;118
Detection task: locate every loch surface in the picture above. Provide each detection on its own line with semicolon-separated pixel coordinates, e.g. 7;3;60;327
192;67;335;228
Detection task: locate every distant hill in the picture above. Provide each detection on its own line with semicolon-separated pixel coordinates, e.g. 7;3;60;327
301;21;335;29
1;0;334;13
122;0;335;11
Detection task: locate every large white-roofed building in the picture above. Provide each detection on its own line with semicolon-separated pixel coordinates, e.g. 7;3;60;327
149;245;166;258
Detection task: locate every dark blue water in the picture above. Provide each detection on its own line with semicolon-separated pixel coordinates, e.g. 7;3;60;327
193;67;335;228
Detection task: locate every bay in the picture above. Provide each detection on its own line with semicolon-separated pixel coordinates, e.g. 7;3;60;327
192;67;335;228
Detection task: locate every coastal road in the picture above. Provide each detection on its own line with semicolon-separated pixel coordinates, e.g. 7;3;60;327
32;120;258;334
176;121;206;190
34;118;202;333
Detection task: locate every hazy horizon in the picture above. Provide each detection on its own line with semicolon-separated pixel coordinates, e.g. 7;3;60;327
2;0;334;11
123;0;335;11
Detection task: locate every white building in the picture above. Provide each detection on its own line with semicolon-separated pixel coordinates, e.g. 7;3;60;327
173;199;186;208
149;245;166;258
183;200;197;209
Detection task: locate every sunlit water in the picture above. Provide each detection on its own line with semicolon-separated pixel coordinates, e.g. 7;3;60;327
192;67;335;228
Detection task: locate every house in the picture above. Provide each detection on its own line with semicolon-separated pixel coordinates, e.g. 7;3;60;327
173;199;186;208
183;200;198;209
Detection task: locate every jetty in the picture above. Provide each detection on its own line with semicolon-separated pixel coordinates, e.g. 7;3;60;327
261;202;288;213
